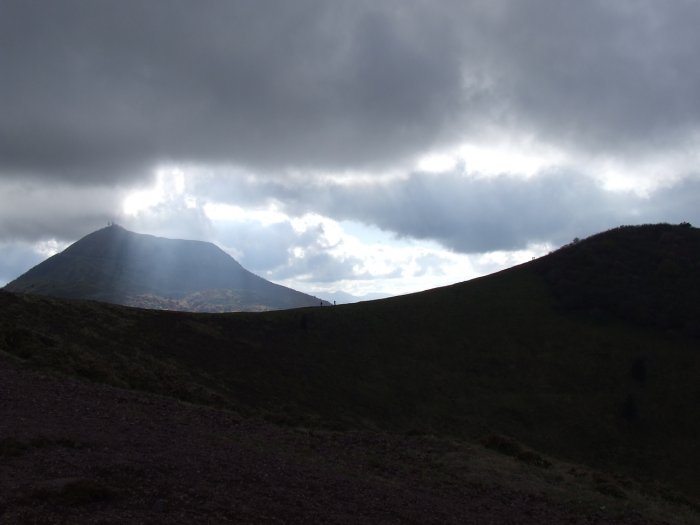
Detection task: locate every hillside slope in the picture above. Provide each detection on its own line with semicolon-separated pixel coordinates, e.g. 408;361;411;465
3;225;327;311
534;223;700;336
1;355;680;524
1;223;699;510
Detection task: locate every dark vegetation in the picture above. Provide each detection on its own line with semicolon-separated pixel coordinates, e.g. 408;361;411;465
534;223;700;336
1;223;699;521
480;434;552;468
3;361;681;524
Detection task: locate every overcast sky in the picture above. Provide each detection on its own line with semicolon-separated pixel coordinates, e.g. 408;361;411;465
2;0;699;296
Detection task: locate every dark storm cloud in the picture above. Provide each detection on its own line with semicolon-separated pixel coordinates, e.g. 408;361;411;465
319;172;700;252
0;0;465;182
3;0;700;184
195;168;700;254
471;0;700;156
336;171;622;252
0;180;120;242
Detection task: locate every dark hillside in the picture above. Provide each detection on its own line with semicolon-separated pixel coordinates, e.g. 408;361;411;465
534;223;700;335
1;224;699;508
1;355;681;524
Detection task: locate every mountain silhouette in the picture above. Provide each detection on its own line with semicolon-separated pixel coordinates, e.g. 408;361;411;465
532;222;700;336
3;224;328;311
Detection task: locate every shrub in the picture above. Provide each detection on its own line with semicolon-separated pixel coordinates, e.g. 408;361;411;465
480;434;551;468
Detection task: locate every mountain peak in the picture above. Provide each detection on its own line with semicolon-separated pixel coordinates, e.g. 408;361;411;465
4;227;328;312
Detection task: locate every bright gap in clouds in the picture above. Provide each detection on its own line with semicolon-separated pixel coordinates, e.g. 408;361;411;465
34;239;70;258
204;202;288;226
118;165;556;298
417;154;458;174
416;140;565;177
123;167;191;216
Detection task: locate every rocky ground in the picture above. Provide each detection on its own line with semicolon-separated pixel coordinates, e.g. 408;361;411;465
0;355;686;524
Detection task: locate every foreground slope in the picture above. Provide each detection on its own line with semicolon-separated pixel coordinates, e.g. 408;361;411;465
1;224;699;515
3;224;327;311
1;355;679;524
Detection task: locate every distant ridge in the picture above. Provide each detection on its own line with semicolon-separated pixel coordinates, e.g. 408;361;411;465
319;290;394;304
3;225;328;312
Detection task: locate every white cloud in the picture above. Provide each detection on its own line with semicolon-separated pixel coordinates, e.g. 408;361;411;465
123;167;188;216
0;240;64;285
416;153;458;174
204;202;289;226
34;239;70;258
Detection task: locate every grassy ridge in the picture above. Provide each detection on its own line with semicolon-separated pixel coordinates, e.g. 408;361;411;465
1;224;699;502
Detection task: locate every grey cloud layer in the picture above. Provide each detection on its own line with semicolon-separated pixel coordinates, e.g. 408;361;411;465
197;170;700;254
0;0;465;180
4;0;699;183
0;180;120;242
480;0;700;156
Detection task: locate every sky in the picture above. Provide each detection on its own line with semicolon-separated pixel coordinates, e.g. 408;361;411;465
2;0;699;297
